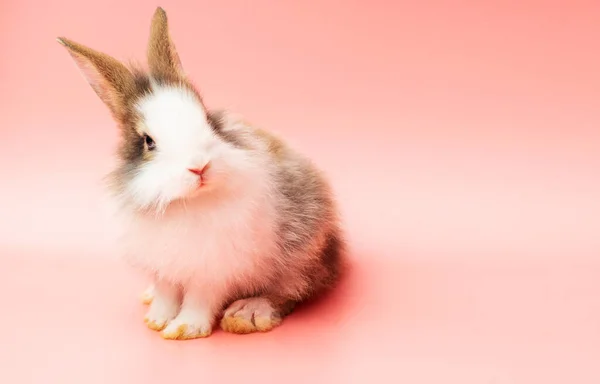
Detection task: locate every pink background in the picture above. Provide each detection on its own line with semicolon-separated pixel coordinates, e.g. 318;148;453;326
1;0;599;383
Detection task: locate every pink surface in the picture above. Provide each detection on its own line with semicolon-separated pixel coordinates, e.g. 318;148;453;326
1;0;599;383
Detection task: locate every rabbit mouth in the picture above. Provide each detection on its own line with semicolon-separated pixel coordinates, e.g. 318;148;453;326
185;177;210;198
196;174;207;189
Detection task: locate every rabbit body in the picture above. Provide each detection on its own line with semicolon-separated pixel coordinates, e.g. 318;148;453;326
58;7;345;339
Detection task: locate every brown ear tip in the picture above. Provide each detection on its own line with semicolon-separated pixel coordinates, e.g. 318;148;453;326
56;37;76;49
154;6;167;17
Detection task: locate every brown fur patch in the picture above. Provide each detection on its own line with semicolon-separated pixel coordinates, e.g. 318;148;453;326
205;110;250;149
57;37;142;121
253;128;286;159
145;8;205;107
147;7;184;84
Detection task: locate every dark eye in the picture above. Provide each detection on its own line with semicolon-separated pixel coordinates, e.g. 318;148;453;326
144;134;156;150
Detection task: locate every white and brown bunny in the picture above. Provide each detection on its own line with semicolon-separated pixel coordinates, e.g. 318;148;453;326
57;7;346;339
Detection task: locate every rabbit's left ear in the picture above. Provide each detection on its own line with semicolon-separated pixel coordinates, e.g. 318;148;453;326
57;37;137;120
147;7;184;82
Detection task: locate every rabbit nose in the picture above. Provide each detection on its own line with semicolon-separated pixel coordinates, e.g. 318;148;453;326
188;163;210;176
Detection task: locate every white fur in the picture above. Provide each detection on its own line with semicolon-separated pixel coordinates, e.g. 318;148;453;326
126;84;251;212
161;288;216;338
113;84;280;298
143;280;180;329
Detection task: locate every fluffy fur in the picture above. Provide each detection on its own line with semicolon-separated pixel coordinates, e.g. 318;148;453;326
57;7;345;339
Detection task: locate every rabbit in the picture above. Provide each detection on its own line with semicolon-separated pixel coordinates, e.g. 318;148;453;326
57;7;346;339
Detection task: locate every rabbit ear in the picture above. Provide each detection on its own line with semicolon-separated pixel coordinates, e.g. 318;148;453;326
147;7;184;82
57;37;137;119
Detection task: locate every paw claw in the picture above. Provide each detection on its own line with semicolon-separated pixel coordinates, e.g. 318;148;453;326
161;324;187;339
140;286;154;305
143;294;179;332
141;294;153;305
220;297;282;334
161;322;211;340
144;316;168;331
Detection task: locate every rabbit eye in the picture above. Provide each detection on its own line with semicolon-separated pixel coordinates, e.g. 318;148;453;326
143;134;156;150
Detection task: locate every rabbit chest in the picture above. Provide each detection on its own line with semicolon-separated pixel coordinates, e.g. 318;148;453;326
117;190;279;287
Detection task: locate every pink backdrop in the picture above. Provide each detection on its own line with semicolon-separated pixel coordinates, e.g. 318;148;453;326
1;1;599;383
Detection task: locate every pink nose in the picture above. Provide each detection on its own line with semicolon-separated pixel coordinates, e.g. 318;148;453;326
188;163;209;176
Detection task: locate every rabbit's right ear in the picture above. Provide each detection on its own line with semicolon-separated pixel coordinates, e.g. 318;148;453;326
57;37;137;120
147;7;184;82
